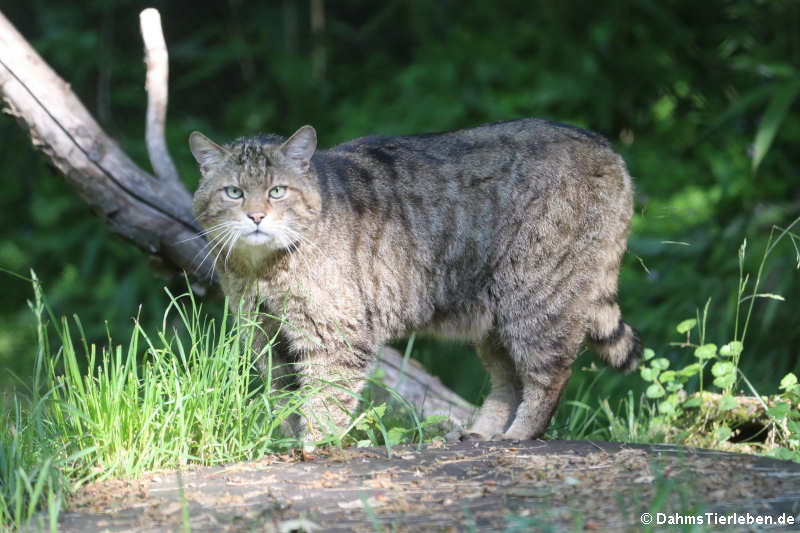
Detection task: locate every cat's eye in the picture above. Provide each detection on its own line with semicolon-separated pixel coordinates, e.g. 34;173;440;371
269;186;287;199
224;186;243;199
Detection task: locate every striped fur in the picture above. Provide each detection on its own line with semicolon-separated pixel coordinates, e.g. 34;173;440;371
190;118;641;444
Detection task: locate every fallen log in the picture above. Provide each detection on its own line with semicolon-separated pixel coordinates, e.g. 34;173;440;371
374;347;476;429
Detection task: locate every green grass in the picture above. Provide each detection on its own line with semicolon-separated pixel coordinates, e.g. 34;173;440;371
46;285;305;477
0;274;440;529
0;277;293;529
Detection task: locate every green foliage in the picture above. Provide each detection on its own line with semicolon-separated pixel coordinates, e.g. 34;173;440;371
633;219;800;454
765;372;800;461
546;217;799;453
353;403;447;450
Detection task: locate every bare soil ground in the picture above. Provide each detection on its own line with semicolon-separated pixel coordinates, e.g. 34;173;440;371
57;440;800;532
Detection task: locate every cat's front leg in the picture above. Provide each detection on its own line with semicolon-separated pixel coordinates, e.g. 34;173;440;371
294;343;373;450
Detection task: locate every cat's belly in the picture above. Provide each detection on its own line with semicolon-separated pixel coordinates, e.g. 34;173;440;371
425;301;494;342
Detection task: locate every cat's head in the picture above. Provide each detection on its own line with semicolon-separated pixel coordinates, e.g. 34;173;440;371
189;126;322;268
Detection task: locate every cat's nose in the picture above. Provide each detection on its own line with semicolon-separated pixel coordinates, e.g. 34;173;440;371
247;212;265;224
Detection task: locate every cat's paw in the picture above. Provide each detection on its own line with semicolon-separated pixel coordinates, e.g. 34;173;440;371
445;428;492;442
302;442;317;457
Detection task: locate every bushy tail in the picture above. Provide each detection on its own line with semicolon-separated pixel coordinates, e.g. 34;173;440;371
586;301;642;372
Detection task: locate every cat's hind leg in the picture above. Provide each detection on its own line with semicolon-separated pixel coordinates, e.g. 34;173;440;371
466;333;521;440
496;316;584;440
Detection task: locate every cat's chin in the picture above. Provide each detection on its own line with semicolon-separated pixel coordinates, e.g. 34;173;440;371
243;231;275;246
236;232;286;263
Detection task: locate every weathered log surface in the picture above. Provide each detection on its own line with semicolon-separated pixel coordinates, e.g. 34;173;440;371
373;347;476;429
56;440;800;532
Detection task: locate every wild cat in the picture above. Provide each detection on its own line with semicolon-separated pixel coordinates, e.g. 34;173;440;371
189;118;642;446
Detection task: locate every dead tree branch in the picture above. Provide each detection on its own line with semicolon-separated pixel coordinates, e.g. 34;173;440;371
139;8;181;185
0;10;213;284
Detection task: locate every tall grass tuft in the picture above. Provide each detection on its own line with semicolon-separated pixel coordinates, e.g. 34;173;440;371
0;277;307;529
45;284;307;481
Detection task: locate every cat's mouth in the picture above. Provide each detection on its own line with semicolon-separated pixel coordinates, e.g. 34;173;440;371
243;229;273;245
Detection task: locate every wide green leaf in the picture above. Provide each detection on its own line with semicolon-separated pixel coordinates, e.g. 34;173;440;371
712;375;736;389
658;400;676;415
711;361;735;377
683;396;702;408
651;357;670;371
386;427;407;446
713;425;732;442
767;402;791;419
677;363;702;378
694;344;718;360
780;373;798;391
719;341;743;358
658;370;676;383
640;367;658;382
752;80;800;174
666;382;684;392
717;394;738;412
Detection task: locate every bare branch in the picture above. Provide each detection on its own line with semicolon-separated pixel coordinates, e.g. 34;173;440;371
139;8;180;184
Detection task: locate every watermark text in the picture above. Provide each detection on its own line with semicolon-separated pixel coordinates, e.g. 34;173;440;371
640;511;797;527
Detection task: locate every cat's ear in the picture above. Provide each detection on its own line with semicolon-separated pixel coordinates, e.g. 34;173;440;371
189;131;229;173
280;125;317;172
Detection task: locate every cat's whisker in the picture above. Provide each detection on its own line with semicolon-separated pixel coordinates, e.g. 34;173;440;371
279;225;319;255
189;239;212;264
195;241;225;274
177;222;239;244
195;229;234;272
290;227;318;249
285;242;303;269
177;234;208;244
190;236;225;266
212;229;239;271
188;223;239;260
193;221;239;237
275;226;302;249
285;236;314;273
206;230;237;280
224;231;242;270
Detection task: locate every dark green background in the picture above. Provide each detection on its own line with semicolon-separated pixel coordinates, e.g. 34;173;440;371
1;1;798;404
